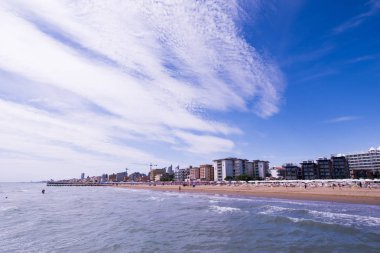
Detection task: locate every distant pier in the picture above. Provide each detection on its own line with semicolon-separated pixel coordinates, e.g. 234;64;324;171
47;182;114;187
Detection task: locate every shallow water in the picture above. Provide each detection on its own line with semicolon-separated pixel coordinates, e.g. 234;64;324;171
0;183;379;253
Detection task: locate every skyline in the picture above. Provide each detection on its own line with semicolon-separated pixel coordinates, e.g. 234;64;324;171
0;0;379;181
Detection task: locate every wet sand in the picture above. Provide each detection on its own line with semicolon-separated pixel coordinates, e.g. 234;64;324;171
117;184;380;205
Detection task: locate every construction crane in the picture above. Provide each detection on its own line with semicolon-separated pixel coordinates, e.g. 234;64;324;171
149;163;158;171
128;162;158;171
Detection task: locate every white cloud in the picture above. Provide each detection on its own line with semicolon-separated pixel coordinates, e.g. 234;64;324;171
332;0;380;34
323;116;360;124
0;0;284;180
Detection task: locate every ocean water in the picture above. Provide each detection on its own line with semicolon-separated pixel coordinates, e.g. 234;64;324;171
0;183;379;253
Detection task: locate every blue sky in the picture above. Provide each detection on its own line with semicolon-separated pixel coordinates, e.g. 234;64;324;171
0;0;379;181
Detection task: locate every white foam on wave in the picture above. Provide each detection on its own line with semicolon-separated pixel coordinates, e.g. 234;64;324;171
258;205;292;215
209;205;242;214
308;210;380;227
146;196;166;202
1;206;19;212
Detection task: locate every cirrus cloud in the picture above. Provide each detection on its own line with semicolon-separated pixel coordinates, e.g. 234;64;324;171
0;0;284;180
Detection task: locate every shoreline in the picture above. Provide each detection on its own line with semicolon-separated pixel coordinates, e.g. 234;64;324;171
117;184;380;205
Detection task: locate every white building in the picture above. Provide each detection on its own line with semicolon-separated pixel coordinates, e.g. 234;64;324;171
345;147;380;178
253;160;270;179
213;158;249;181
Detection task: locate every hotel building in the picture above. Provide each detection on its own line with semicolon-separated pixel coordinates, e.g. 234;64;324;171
345;147;380;178
174;167;190;182
331;155;350;179
316;158;333;179
301;160;318;180
199;164;214;181
189;167;200;180
213;158;249;181
284;163;301;180
252;160;269;179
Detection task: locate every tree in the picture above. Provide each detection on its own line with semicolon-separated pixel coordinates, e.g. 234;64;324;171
235;174;253;182
224;176;233;181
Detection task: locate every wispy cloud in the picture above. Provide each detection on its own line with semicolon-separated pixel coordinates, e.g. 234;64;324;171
332;0;380;34
323;116;360;124
0;1;284;180
347;55;376;64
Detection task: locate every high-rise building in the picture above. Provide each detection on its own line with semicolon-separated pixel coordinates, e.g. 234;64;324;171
81;173;85;180
101;174;108;183
345;147;380;178
199;164;214;181
284;163;301;180
108;173;117;182
167;165;174;175
301;160;318;180
331;155;350;179
213;158;249;181
189;167;200;180
316;158;333;179
174;167;190;182
252;160;269;179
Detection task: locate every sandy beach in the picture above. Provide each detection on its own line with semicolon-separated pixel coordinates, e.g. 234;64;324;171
117;184;380;205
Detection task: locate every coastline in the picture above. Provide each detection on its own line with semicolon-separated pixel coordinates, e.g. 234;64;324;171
117;184;380;205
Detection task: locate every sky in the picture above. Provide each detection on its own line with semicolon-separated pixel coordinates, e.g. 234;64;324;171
0;0;379;181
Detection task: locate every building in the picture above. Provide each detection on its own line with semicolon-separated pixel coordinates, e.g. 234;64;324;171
81;173;85;180
149;168;166;181
199;164;214;181
129;172;147;182
331;155;350;179
175;167;190;182
108;173;117;182
116;173;126;182
189;167;200;180
252;160;269;179
246;161;253;178
316;158;333;179
213;158;250;181
154;174;163;181
100;174;108;183
345;147;380;178
301;160;318;180
269;166;284;179
284;163;301;180
167;165;174;175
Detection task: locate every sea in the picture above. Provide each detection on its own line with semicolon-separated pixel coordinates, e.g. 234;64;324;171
0;183;379;253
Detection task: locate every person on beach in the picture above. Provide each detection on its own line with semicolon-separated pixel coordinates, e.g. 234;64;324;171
41;189;45;194
179;186;181;191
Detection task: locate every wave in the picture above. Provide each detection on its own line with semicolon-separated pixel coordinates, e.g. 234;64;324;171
1;206;19;212
209;205;242;214
146;196;166;202
257;205;380;229
308;210;380;227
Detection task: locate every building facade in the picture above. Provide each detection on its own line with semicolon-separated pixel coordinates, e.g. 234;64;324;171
331;155;350;179
189;167;200;180
316;158;333;179
301;160;318;180
345;147;380;178
213;158;249;181
284;163;301;180
149;168;166;181
252;160;269;179
199;164;214;181
175;167;190;182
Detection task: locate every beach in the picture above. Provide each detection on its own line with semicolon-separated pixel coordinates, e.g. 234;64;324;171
117;183;380;205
